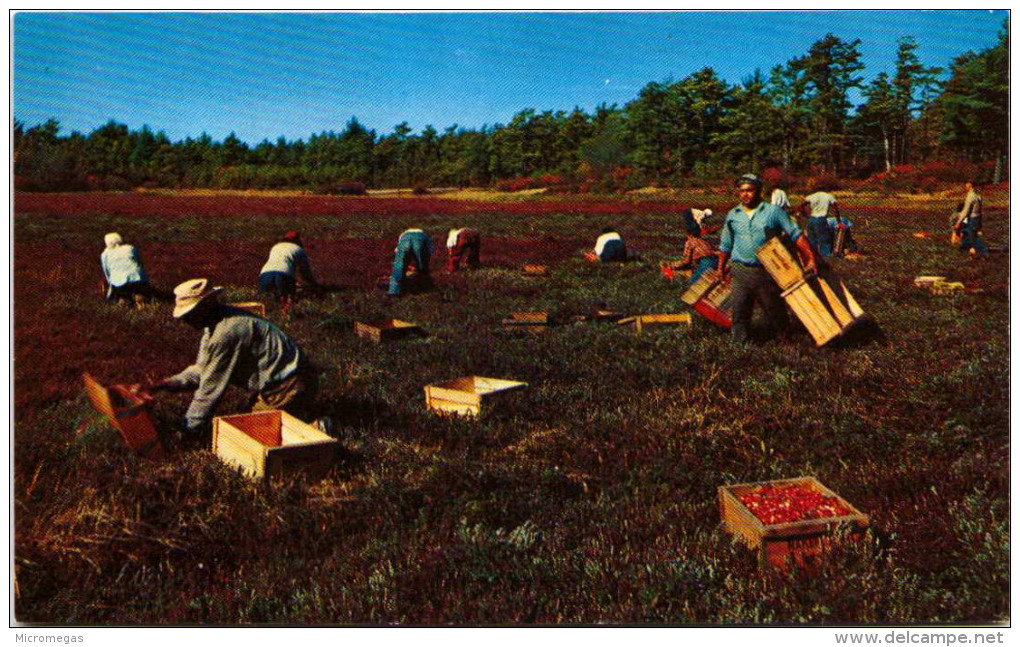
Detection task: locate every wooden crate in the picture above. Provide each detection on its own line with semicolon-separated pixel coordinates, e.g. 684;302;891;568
522;264;549;276
213;410;338;480
82;372;164;459
756;236;805;289
914;275;947;288
680;268;722;305
692;273;733;328
424;376;528;417
618;313;692;333
718;476;869;571
228;301;267;317
503;311;549;324
781;274;865;346
590;308;625;322
502;311;551;334
931;281;965;295
354;318;425;343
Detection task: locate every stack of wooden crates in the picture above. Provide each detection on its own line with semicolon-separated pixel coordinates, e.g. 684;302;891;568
756;238;866;346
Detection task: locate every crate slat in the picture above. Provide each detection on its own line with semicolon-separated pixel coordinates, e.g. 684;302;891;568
756;237;805;289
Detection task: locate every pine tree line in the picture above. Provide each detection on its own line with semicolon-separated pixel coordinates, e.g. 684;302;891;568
14;26;1008;192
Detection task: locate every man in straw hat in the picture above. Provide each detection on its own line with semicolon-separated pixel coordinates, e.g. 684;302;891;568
137;278;322;444
719;173;816;345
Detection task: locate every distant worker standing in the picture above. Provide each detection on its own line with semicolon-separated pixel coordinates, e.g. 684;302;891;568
593;226;628;262
100;232;152;307
258;230;319;303
388;228;435;297
719;174;816;344
953;180;989;257
139;279;322;444
446;227;481;271
800;185;842;257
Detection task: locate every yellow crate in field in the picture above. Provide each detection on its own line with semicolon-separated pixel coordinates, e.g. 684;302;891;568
781;274;865;346
617;313;692;333
355;318;425;343
228;302;267;317
213;410;338;481
424;376;528;417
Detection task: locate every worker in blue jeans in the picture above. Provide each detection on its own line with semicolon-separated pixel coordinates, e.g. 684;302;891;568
953;181;989;257
388;228;435;297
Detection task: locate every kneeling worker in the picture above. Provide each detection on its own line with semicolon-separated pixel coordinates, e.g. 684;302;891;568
139;278;321;443
446;227;481;271
101;232;152;307
388;228;435;297
593;226;628;262
258;230;319;302
719;174;816;344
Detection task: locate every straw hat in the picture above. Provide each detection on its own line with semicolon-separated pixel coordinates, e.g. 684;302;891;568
173;278;223;318
104;232;123;248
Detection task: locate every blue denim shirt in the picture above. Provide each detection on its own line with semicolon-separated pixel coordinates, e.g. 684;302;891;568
719;202;803;265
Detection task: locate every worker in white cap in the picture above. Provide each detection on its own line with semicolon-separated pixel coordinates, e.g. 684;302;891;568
138;278;323;444
100;232;151;307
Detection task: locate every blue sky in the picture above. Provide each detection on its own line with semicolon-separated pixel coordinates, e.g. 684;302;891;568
13;11;1008;144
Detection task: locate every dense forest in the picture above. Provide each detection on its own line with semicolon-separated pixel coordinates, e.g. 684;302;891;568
13;25;1008;193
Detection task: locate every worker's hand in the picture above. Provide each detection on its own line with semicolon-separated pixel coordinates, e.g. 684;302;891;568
802;254;817;277
125;383;156;401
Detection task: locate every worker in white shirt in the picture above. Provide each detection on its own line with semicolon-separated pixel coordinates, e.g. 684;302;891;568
800;188;842;257
258;231;319;302
445;228;481;271
593;226;628;262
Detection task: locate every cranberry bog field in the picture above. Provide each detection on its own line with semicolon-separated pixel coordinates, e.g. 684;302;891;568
13;191;1009;624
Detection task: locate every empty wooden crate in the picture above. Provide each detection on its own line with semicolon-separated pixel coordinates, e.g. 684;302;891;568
719;476;869;571
424;376;528;417
82;372;164;459
213;410;338;480
781;273;865;346
228;301;267;317
355;318;425;343
618;313;692;333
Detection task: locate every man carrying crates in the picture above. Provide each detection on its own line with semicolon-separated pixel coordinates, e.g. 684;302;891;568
718;174;817;345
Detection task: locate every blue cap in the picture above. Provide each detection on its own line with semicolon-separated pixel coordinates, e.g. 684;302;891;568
734;173;763;188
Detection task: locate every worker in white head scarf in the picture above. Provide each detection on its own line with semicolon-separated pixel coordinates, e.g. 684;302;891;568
100;232;151;306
